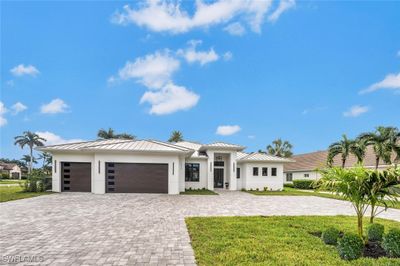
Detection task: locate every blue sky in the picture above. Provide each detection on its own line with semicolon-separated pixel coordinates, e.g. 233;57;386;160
1;0;399;160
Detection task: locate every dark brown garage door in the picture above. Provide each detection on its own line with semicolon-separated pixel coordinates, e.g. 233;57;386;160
106;163;168;193
61;162;91;192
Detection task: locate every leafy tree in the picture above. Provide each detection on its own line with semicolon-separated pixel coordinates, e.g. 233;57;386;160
97;128;135;140
168;130;184;142
359;126;399;169
14;131;45;173
266;139;293;158
37;151;52;173
327;134;363;167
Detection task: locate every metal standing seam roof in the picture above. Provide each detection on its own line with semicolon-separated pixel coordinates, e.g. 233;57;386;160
238;152;295;163
200;142;245;151
175;141;208;159
37;139;193;153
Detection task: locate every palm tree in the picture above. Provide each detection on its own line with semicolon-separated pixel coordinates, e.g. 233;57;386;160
21;155;37;167
351;138;368;164
37;152;52;168
97;128;135;140
168;130;183;142
266;139;293;158
359;126;398;169
327;134;356;168
14;131;46;173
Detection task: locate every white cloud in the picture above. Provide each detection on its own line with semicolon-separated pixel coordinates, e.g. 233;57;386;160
10;64;40;77
112;51;180;89
177;40;219;65
223;51;233;61
268;0;296;22
343;105;369;117
223;22;245;36
216;125;241;136
111;0;273;34
11;102;27;114
35;131;84;146
360;72;400;94
0;102;8;127
40;99;69;114
140;83;199;115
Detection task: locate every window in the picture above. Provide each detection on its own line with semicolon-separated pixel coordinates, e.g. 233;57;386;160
271;168;277;176
304;173;309;178
253;167;259;176
262;167;268;176
286;173;293;182
236;168;240;179
185;163;200;182
214;161;224;167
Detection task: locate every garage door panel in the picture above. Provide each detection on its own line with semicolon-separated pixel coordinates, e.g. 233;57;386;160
61;162;91;192
106;163;168;193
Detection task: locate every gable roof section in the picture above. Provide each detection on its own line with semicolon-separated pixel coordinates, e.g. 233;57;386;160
238;152;294;163
175;141;208;159
0;162;19;170
37;139;193;154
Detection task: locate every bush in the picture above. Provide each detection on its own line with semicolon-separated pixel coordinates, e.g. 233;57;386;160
367;223;384;242
284;183;294;188
293;179;314;189
382;228;400;258
322;227;340;245
20;169;50;192
263;187;268;191
1;172;10;179
337;233;364;260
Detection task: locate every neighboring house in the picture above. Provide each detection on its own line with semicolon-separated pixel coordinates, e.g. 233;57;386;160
37;139;294;194
0;162;22;179
284;146;398;183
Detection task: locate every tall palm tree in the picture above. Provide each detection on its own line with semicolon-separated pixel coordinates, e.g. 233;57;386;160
97;128;135;140
327;134;355;168
351;138;368;164
266;139;293;158
14;131;46;173
168;130;184;142
359;126;398;169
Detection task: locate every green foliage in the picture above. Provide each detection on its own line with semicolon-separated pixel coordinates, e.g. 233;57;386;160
293;179;314;189
97;128;135;140
322;227;340;245
382;228;400;258
1;172;10;179
21;169;50;192
263;187;268;191
367;223;384;242
168;130;184;142
284;183;294;188
266;138;293;158
180;188;218;195
337;233;364;260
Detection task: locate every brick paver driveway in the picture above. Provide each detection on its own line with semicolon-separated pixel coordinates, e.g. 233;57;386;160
1;191;400;265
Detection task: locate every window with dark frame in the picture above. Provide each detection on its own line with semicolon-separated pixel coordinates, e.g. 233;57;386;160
185;163;200;182
253;167;259;176
286;173;293;181
236;168;240;178
214;161;224;167
262;167;268;176
304;173;309;177
272;167;277;176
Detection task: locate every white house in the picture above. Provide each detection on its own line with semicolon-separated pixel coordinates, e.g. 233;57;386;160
38;139;294;194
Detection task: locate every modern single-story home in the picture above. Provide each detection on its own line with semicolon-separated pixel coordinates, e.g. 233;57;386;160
38;139;294;194
283;147;398;183
0;162;22;179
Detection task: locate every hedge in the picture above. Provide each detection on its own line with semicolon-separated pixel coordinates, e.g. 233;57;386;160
293;179;314;189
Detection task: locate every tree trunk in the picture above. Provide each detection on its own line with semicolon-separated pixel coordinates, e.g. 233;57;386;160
29;145;33;174
375;156;379;170
342;159;346;168
357;213;363;239
370;205;375;223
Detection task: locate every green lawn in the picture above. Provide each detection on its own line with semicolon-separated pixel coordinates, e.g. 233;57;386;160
0;179;25;184
186;216;400;266
180;189;218;195
247;187;400;209
0;186;51;202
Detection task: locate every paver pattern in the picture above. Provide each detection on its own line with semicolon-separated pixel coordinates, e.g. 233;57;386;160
1;190;399;265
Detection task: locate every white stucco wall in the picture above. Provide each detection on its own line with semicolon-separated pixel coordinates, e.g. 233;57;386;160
284;171;321;183
184;159;208;190
241;162;284;191
51;152;181;194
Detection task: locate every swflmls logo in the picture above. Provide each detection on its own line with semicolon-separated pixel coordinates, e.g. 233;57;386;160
1;255;44;264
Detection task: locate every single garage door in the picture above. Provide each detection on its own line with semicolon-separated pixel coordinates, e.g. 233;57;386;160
105;163;168;193
61;162;91;192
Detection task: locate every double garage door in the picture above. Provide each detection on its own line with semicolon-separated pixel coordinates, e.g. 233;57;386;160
61;162;168;193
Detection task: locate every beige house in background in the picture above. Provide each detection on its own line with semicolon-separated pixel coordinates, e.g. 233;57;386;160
0;162;22;179
284;146;398;183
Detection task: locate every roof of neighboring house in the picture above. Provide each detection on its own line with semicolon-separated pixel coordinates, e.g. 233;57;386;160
0;162;19;170
238;152;295;163
37;139;193;154
284;146;398;172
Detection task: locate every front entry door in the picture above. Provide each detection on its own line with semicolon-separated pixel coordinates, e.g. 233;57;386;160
214;168;224;188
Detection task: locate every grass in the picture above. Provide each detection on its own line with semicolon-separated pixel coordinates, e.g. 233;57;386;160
186;216;400;266
180;189;218;195
0;179;25;184
0;185;51;202
247;187;400;210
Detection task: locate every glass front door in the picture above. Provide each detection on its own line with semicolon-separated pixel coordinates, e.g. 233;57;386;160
214;168;224;188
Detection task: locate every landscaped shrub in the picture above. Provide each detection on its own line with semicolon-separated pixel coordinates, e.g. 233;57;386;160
382;228;400;257
367;223;384;242
1;173;9;179
284;183;294;188
263;187;268;191
20;169;49;192
293;179;314;189
337;233;364;260
322;227;340;245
